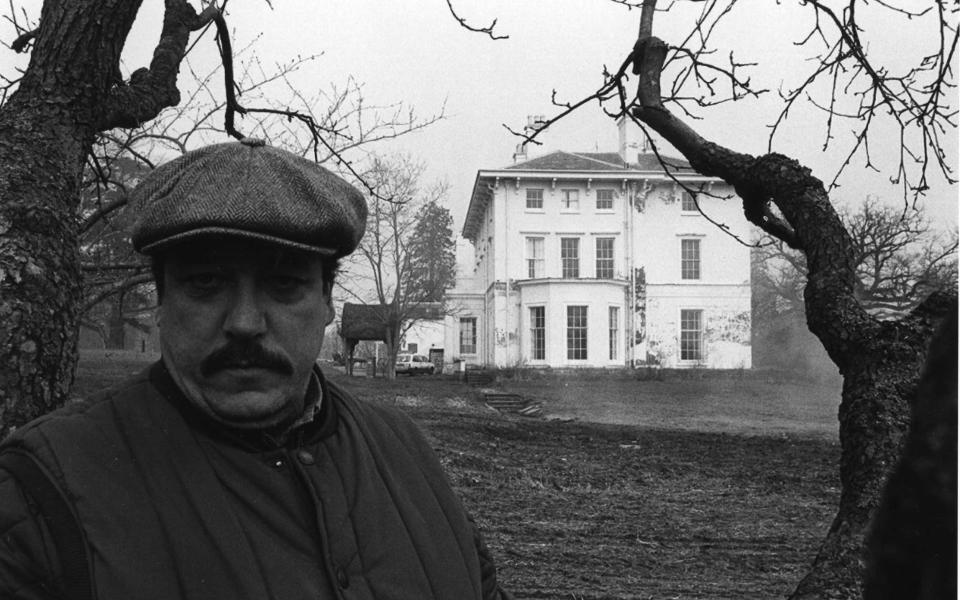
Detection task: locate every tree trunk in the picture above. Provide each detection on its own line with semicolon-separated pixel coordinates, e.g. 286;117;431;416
0;106;86;435
790;323;936;599
106;291;126;349
384;324;400;380
0;0;213;434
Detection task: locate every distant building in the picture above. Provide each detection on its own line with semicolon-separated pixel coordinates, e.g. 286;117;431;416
338;302;446;368
446;117;752;369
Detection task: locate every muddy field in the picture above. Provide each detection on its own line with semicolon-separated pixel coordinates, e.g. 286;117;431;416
76;353;841;600
337;373;839;600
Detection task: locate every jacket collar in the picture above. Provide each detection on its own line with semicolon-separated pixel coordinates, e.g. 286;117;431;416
149;360;339;451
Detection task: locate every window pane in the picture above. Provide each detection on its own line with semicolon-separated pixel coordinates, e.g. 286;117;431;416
566;306;588;360
526;237;544;278
526;188;543;210
596;189;614;210
596;237;614;279
561;189;579;210
561;238;580;278
680;309;703;361
459;317;477;354
529;306;545;360
608;306;619;360
681;192;698;211
681;239;701;280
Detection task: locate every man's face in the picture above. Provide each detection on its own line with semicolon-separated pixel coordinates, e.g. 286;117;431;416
157;238;334;429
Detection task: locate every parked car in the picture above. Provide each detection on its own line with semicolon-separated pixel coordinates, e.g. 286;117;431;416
395;353;435;375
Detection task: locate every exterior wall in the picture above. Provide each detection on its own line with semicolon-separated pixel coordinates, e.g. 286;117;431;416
498;178;627;282
457;166;752;370
643;284;751;368
516;280;628;367
630;180;752;368
400;319;445;356
443;293;485;366
633;180;750;286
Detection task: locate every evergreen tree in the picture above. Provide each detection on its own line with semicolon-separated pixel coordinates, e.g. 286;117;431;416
404;200;457;303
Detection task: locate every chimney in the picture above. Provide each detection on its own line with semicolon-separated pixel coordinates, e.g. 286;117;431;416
618;115;673;162
512;142;527;163
617;115;642;164
513;115;548;163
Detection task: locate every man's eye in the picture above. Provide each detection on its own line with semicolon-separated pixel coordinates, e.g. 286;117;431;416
184;273;224;291
269;275;306;292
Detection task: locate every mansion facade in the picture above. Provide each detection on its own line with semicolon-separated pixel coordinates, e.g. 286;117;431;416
442;118;752;370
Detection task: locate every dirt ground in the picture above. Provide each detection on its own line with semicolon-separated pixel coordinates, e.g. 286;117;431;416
75;353;841;600
334;370;841;600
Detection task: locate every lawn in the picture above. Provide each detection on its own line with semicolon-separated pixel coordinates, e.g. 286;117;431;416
75;351;841;600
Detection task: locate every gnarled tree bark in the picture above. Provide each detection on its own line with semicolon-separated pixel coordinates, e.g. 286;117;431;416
630;2;955;598
0;0;216;435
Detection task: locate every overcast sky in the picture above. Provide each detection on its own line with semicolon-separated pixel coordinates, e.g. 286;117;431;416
115;1;957;234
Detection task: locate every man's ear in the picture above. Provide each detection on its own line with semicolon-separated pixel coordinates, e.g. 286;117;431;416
324;295;335;327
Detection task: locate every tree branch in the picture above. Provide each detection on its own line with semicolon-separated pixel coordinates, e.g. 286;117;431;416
97;0;219;131
445;0;508;40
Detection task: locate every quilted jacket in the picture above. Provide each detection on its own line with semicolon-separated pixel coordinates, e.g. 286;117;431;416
0;362;507;600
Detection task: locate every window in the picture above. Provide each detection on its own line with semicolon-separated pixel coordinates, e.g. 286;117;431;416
526;188;544;210
459;317;477;354
609;307;619;360
561;238;580;278
596;238;614;279
681;239;701;280
529;306;545;361
407;343;418;354
681;191;698;212
561;189;580;211
596;189;615;210
525;237;545;278
567;306;588;360
680;309;703;361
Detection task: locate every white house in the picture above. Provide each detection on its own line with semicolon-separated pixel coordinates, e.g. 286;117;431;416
445;117;752;369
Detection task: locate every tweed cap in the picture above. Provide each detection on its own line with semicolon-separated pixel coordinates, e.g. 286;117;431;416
130;139;367;257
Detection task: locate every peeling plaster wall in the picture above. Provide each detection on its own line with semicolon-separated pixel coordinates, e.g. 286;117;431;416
643;286;752;368
457;169;752;370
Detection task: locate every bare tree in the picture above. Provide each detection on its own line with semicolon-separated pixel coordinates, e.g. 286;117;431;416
453;1;957;597
755;196;958;324
626;4;955;598
340;154;457;379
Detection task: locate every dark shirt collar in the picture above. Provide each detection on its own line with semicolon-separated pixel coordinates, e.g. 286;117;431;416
149;361;338;450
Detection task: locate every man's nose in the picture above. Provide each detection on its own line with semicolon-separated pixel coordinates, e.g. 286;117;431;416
223;281;267;337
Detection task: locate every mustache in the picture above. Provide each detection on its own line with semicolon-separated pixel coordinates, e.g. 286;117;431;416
200;340;294;377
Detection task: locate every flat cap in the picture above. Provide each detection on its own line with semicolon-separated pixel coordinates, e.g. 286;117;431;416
130;139;367;257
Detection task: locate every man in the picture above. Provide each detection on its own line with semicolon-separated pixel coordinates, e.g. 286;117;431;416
0;139;511;599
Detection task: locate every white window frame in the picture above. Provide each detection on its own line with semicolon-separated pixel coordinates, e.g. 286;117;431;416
608;306;620;361
525;236;545;279
681;238;701;280
595;237;615;279
566;305;588;360
596;189;615;211
526;188;544;211
681;191;699;212
459;317;477;355
529;305;546;362
560;189;580;212
679;308;704;362
560;237;580;278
